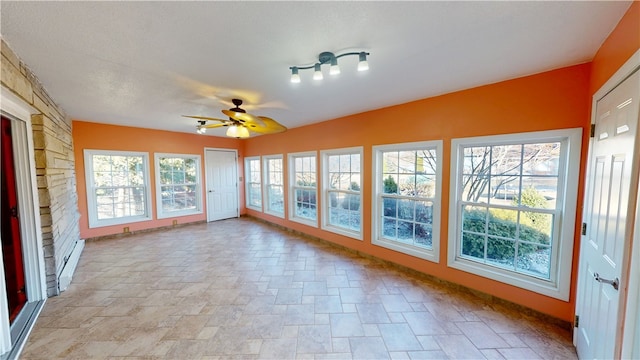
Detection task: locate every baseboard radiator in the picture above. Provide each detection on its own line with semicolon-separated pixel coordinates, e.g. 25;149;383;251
58;239;85;292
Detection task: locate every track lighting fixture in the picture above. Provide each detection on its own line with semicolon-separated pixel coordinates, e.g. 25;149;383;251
290;51;370;83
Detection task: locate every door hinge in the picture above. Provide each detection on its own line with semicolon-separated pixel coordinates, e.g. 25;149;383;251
581;223;587;236
575;315;579;328
590;124;595;138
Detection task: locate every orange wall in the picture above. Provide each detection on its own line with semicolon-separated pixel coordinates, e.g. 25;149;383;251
244;63;592;321
72;121;244;239
590;1;640;95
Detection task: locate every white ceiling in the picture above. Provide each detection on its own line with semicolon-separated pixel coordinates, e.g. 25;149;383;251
0;1;632;137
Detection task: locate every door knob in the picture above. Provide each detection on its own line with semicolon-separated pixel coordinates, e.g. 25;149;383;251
594;272;619;290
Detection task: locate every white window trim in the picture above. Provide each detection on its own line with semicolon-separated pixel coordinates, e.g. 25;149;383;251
84;149;153;228
244;156;262;212
288;151;318;228
372;141;443;262
448;128;582;300
321;147;364;240
263;154;285;218
154;153;202;219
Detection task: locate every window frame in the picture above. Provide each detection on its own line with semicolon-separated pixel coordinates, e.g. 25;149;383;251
448;128;582;300
288;151;319;227
84;149;152;228
321;147;364;240
244;156;262;212
372;141;443;262
154;153;202;219
263;154;285;218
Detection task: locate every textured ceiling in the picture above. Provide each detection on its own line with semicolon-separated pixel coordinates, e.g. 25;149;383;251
0;1;632;137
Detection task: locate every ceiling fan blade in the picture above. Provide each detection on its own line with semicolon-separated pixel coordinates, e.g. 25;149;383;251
247;116;287;134
221;110;265;127
182;115;228;122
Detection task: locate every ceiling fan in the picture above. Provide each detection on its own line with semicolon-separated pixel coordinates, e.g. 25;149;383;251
183;99;287;139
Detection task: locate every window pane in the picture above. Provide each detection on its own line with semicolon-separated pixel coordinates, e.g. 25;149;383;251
415;223;432;248
487;237;515;269
383;197;397;217
383;218;397;239
490;145;522;176
398;199;414;221
487;208;517;239
463;146;491;175
517;244;551;279
462;205;487;234
519;212;553;245
416;175;435;197
462;175;489;203
462;232;485;260
383;152;399;174
383;175;398;194
415;201;433;224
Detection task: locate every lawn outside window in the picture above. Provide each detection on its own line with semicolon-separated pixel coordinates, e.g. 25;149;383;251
372;141;442;262
84;149;152;228
448;128;582;300
154;153;202;219
288;151;318;227
321;147;363;240
245;156;262;211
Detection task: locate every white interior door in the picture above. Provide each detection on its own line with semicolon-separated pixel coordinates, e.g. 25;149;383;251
205;149;239;222
576;68;640;359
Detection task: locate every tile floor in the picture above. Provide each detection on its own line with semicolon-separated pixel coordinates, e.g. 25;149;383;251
20;218;577;359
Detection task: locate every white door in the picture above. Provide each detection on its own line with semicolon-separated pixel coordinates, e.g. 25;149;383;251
576;68;640;359
205;149;239;222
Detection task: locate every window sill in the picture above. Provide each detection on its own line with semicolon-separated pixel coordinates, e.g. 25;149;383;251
373;237;438;263
447;256;567;300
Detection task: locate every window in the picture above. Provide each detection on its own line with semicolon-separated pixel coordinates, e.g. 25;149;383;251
263;155;284;217
84;150;152;228
372;141;442;262
154;153;202;218
288;152;317;227
245;156;262;211
321;147;363;240
448;128;582;300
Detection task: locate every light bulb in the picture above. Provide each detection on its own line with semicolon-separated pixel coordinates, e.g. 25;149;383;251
313;63;323;80
290;67;301;83
330;58;340;75
357;52;369;71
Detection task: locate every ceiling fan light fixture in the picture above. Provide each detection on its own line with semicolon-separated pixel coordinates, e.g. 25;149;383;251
357;52;369;72
226;125;250;139
290;67;301;83
313;63;323;80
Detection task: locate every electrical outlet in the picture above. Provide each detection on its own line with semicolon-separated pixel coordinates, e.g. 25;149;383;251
123;227;130;233
172;220;178;226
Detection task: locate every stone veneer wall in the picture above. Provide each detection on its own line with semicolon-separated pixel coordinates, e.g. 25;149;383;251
1;39;81;296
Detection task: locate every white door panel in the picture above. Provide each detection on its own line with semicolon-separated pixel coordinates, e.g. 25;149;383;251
576;68;639;359
205;149;239;222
